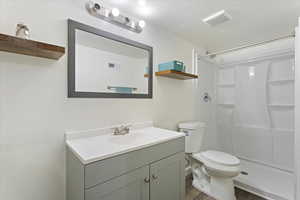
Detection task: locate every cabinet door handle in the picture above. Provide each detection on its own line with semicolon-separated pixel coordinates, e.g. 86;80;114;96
152;174;158;180
144;177;150;183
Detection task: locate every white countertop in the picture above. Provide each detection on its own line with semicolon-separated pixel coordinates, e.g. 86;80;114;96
66;126;184;164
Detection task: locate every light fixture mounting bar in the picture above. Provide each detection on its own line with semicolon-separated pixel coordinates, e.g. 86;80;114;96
86;1;145;33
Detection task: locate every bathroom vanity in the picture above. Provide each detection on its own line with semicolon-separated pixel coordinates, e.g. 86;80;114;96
66;123;185;200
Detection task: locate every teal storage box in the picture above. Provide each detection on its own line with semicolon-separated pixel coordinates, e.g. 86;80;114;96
158;61;185;72
115;87;134;94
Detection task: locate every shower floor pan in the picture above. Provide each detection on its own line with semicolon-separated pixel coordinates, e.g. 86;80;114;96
234;159;294;200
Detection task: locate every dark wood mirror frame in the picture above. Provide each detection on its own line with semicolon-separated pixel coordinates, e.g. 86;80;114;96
68;19;153;98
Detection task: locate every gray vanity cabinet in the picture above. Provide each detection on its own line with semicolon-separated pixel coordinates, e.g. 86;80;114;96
66;137;185;200
85;166;150;200
150;153;185;200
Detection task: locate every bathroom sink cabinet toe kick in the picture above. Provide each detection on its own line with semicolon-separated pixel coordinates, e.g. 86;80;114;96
67;137;185;200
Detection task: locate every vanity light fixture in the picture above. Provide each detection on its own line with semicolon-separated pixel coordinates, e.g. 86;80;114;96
124;17;130;24
130;21;136;28
86;1;146;33
104;9;110;17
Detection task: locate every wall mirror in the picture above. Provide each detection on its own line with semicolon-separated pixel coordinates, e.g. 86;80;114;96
68;19;153;98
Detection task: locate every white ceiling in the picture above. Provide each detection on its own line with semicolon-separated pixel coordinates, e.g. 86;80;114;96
105;0;300;52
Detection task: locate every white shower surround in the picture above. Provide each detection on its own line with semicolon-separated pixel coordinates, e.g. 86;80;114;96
212;38;295;200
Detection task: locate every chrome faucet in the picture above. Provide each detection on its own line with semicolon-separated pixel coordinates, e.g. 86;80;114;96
112;124;131;135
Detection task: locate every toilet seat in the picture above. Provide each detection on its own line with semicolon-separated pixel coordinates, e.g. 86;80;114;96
201;151;240;166
193;150;240;177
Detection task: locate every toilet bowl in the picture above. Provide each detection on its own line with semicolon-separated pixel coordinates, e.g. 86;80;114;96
178;121;240;200
192;150;240;200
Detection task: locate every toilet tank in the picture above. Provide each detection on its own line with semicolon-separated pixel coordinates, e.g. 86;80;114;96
178;121;206;153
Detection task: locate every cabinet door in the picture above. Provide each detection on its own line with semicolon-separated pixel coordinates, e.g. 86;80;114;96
85;166;150;200
150;152;185;200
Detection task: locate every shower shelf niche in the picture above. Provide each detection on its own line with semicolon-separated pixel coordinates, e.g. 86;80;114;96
268;79;294;84
217;103;235;107
268;104;294;108
217;83;236;87
0;33;65;60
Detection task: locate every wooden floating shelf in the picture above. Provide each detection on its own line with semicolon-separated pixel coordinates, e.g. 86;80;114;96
155;70;198;80
0;33;65;60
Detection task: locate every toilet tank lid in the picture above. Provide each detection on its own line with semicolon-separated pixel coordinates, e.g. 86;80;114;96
178;121;206;130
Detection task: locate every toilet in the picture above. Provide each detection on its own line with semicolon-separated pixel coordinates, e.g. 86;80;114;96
178;121;240;200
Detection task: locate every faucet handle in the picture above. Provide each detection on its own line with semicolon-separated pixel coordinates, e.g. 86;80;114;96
125;124;132;131
123;124;132;128
119;124;131;129
112;124;132;135
112;127;120;135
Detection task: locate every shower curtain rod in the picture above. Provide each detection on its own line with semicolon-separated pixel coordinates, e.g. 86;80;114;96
202;33;295;58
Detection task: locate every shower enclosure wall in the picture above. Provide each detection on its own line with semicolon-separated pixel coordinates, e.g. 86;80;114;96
199;38;295;200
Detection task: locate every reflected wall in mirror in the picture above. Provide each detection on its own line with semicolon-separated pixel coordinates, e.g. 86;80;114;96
68;19;153;98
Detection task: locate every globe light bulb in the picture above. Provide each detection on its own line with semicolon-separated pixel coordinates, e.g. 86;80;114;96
111;8;120;17
138;20;146;28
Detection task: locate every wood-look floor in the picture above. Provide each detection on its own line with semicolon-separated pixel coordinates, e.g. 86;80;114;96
185;177;266;200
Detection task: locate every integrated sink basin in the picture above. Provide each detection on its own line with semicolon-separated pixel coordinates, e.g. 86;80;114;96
65;124;184;164
108;132;144;145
